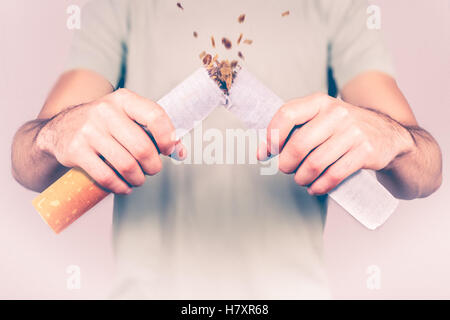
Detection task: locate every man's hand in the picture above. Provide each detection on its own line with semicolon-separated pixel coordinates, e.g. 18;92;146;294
35;88;185;194
259;93;415;195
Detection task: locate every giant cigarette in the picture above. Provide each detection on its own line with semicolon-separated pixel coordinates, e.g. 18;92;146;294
33;66;398;233
32;68;226;233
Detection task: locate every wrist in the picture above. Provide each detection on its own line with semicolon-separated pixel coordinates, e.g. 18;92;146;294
34;118;56;157
385;123;416;170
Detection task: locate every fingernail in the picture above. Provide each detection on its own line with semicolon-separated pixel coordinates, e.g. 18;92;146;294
168;144;176;155
269;142;280;156
170;143;185;161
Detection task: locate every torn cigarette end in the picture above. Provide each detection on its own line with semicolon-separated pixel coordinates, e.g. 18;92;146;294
201;53;240;95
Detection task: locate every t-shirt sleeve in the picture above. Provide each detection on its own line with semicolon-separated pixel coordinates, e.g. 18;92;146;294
64;0;128;88
326;0;395;90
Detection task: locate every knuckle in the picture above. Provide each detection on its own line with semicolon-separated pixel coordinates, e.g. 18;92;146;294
310;184;326;195
66;137;84;157
134;144;153;161
118;159;138;175
94;101;112;114
306;158;323;176
115;88;132;98
278;160;293;174
294;172;304;186
349;125;363;139
97;173;115;188
332;105;349;118
147;158;163;175
294;171;309;186
80;122;96;139
361;140;375;155
278;105;295;121
134;174;147;187
326;170;342;186
289;145;307;163
150;106;167;122
311;92;331;105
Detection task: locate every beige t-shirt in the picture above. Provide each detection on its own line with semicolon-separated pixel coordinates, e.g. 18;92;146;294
66;0;394;299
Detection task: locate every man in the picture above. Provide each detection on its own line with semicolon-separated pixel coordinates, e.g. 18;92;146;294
11;0;442;299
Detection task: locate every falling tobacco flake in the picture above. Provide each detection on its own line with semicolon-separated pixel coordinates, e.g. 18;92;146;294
177;2;184;10
201;52;240;94
238;14;246;23
202;53;212;66
281;10;290;17
243;39;253;45
211;36;216;48
222;37;232;49
237;33;243;45
238;51;245;60
193;31;198;38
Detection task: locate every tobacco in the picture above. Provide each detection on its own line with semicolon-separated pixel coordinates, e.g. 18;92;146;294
222;37;232;49
193;8;291;85
177;3;184;10
237;33;243;45
201;53;240;94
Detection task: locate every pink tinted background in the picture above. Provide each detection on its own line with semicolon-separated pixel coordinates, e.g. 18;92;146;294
0;0;448;299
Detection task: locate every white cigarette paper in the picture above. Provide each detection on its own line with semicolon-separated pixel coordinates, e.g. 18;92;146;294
159;68;227;139
227;68;399;230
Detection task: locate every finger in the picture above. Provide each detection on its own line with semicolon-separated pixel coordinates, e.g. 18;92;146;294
307;143;368;195
89;133;146;187
170;141;187;161
266;94;330;155
106;115;162;175
278;106;348;174
114;89;177;156
294;125;362;186
257;140;271;161
78;151;132;195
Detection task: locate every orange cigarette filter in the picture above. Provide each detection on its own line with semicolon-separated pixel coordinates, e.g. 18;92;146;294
32;168;109;234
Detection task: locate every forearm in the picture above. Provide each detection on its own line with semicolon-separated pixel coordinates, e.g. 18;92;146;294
377;125;442;200
11;119;68;192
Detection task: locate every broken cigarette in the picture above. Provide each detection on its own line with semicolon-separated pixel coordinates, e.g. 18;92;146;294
33;68;226;233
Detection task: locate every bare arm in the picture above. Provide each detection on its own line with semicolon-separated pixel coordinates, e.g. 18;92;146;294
341;72;442;199
12;69;113;191
12;69;183;193
260;71;442;200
